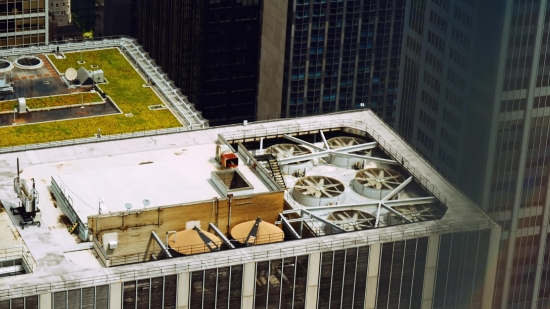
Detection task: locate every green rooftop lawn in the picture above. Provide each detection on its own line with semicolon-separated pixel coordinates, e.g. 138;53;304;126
0;48;181;147
0;92;103;112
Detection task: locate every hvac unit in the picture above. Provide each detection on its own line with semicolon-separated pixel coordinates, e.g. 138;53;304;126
216;144;239;168
327;136;371;168
352;168;405;199
325;210;376;234
292;176;346;206
386;204;442;226
265;144;314;175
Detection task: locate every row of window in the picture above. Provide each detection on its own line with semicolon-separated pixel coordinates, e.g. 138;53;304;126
421;90;439;113
419;109;436;132
449;47;468;70
417;128;435;152
447;68;465;90
440;127;458;150
442;108;461;130
438;147;456;170
453;5;472;28
423;70;441;93
431;0;449;11
429;9;447;33
444;87;463;111
427;30;445;53
425;50;443;73
407;35;421;56
451;27;470;50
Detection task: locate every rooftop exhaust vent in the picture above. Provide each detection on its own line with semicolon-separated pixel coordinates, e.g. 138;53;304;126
211;169;254;196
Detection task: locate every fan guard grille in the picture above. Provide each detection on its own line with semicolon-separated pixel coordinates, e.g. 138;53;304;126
388;204;442;224
355;168;405;190
266;144;311;161
326;210;376;231
294;176;345;198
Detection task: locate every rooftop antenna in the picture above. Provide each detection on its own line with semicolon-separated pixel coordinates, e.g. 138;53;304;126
124;203;133;212
142;199;150;209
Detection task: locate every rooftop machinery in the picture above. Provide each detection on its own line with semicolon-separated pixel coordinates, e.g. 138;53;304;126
11;158;41;229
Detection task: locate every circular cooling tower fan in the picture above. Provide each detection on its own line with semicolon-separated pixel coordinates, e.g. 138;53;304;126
265;144;311;160
327;136;369;153
327;136;371;168
292;176;346;206
353;168;405;199
326;210;376;232
387;204;442;225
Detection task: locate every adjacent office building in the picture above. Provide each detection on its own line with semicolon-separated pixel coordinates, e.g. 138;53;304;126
396;0;550;308
281;0;405;124
137;0;407;125
70;0;95;32
138;0;286;125
0;0;48;47
49;0;70;26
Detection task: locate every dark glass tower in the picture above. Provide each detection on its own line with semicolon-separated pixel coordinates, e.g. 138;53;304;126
138;0;287;126
280;0;406;124
397;0;550;308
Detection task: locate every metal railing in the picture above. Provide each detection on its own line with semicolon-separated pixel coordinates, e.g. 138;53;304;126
0;247;35;274
110;233;287;267
220;118;447;205
0;218;495;300
0;126;194;154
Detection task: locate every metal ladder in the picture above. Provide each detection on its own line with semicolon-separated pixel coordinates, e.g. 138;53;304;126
268;159;287;189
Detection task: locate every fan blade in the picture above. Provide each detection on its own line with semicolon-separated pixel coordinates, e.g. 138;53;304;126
315;190;321;198
367;180;378;187
376;182;382;189
287;146;295;157
348;139;354;146
304;179;316;187
337;213;348;221
319;178;325;186
378;170;384;178
352;213;359;221
321;189;333;197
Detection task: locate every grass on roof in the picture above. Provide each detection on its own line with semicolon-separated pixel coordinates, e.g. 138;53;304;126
0;92;103;112
0;48;181;147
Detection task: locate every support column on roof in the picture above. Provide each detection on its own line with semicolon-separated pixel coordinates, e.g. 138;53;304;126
241;262;256;309
109;282;122;309
421;235;440;309
365;243;381;309
39;293;52;309
305;252;321;309
177;272;190;309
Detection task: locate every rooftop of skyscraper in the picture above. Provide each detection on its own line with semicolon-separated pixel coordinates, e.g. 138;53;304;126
0;109;497;300
0;37;208;149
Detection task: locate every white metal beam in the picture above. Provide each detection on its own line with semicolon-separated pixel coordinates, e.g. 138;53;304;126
319;130;329;149
384;196;438;207
382;176;413;201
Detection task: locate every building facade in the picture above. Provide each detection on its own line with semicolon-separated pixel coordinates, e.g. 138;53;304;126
0;0;48;47
70;0;95;32
280;0;405;124
395;0;550;308
137;0;407;125
137;0;286;126
49;0;69;26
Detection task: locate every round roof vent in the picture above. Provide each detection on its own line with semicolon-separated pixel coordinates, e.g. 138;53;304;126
352;168;405;199
292;176;346;206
